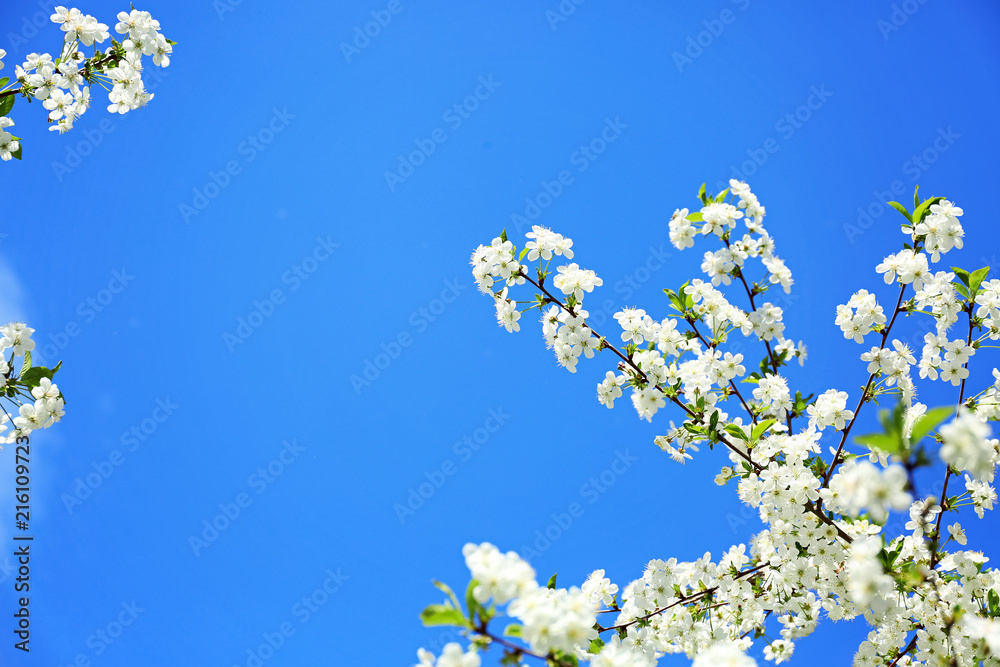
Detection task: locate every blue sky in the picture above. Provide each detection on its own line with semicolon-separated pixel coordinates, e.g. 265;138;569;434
2;0;1000;665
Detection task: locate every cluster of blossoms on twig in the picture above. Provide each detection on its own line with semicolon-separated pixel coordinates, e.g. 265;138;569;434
0;324;65;444
0;6;173;160
416;181;1000;666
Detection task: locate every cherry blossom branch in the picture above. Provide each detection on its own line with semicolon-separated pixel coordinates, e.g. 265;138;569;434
728;261;795;432
596;563;769;633
518;268;762;472
475;624;576;667
519;269;855;542
821;283;909;489
930;308;976;568
887;635;918;667
734;267;782;378
688;319;757;424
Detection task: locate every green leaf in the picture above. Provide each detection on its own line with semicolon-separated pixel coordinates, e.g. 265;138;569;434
682;422;704;435
698;183;707;205
551;651;579;667
742;372;762;384
19;365;56;389
504;623;523;638
499;652;522;666
419;604;470;628
20;350;30;377
664;288;685;313
0;94;14;117
500;229;508;243
951;267;971;287
518;247;528;263
969;266;990;298
855;432;901;455
887;201;911;223
687;211;704;223
589;637;605;654
165;38;177;45
680;281;693;309
709;410;719;432
913;185;920;210
547;573;557;589
752;419;777;443
909;406;954;445
953;282;970;300
0;77;8;88
714;188;730;203
724;424;748;441
465;579;482;619
432;580;461;611
912;196;945;225
11;140;21;160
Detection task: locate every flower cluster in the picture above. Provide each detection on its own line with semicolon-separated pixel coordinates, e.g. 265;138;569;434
0;323;66;444
835;290;886;343
820;459;910;522
940;409;998;482
509;586;598;656
417;182;1000;667
806;389;854;431
463;542;537;605
0;6;173;160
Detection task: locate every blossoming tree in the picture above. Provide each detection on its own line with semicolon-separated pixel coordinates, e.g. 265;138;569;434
0;5;173;160
1;5;172;436
416;181;1000;666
